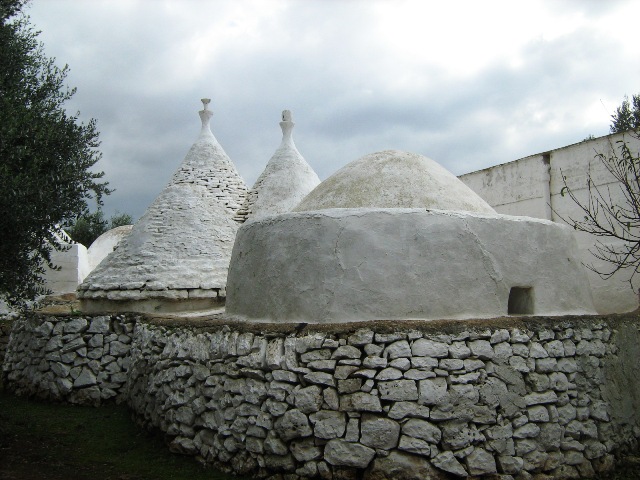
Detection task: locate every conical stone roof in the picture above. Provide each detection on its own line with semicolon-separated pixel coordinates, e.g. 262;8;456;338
236;110;320;222
78;99;247;313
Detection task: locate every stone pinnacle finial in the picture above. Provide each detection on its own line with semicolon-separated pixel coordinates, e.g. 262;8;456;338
280;110;294;143
199;98;213;131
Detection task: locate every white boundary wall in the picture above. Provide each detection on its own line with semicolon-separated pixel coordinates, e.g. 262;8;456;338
460;132;640;314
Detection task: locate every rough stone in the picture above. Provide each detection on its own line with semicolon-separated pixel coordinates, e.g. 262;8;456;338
324;439;375;468
360;414;401;449
364;451;448;480
274;409;312;441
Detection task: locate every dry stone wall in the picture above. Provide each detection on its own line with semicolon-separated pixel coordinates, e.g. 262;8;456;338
3;313;640;479
2;313;135;405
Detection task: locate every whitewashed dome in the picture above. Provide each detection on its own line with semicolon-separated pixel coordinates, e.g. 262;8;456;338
295;149;494;214
87;224;133;271
226;150;596;323
78;99;247;313
237;110;320;222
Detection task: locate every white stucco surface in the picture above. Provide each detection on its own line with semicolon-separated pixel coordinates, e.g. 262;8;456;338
295;150;495;214
87;225;133;271
238;110;320;221
78;100;247;312
44;242;89;294
226;209;595;323
460;132;640;314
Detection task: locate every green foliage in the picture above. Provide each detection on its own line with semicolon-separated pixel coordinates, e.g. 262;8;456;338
0;0;110;305
109;211;133;229
610;93;640;133
65;209;133;247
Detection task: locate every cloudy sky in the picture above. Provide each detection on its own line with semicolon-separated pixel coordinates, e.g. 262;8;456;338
23;0;640;220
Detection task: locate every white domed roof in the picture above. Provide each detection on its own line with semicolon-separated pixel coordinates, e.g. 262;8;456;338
87;224;133;271
295;150;495;214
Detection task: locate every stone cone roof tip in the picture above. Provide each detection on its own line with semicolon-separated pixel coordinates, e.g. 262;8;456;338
78;99;248;312
236;110;320;222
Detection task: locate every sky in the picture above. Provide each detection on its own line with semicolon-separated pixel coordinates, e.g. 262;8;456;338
23;0;640;221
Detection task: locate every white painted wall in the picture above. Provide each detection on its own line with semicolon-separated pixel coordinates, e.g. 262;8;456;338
460;132;640;314
43;242;90;294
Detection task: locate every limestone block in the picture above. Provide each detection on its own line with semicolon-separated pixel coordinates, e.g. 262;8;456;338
431;451;468;477
291;437;323;462
266;338;285;369
527;405;550;423
536;358;558;373
274;409;312;441
264;431;288;455
449;342;471;359
323;387;340;410
375;332;406;343
348;329;374;346
513;423;540;439
397;435;434;457
389;357;410;371
468;340;494;360
375;367;403;381
338;378;362;394
73;368;97;388
272;369;298;383
339;392;382;412
352;368;376;379
378;380;418;401
296;334;325;353
385;340;411;359
363;356;388;369
335;365;359;379
364;344;384;356
344;418;360;442
50;361;70;378
401;418;441;443
364;451;449;480
411;357;438;369
524;391;558;405
309;410;346;439
360;414;401;449
295;385;323;414
403;370;435;381
388;402;430;420
465;448;497;475
332;345;361;360
412;339;448;358
304;372;335;387
60;336;86;354
34;321;54;337
109;340;130;357
439;359;464;371
441;422;484;449
307;359;337;371
324;439;375;468
264;454;296;472
301;349;331;363
419;377;448;405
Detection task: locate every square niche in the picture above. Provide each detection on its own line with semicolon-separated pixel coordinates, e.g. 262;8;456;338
508;287;534;315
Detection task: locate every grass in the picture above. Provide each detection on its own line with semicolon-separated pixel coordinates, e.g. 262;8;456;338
0;386;248;480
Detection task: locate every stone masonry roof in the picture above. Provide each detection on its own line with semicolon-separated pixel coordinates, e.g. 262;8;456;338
236;110;320;222
78;99;247;311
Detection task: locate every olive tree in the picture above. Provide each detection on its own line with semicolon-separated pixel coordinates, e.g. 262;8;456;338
0;0;110;305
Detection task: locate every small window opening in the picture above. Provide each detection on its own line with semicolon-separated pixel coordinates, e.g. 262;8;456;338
508;287;534;315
